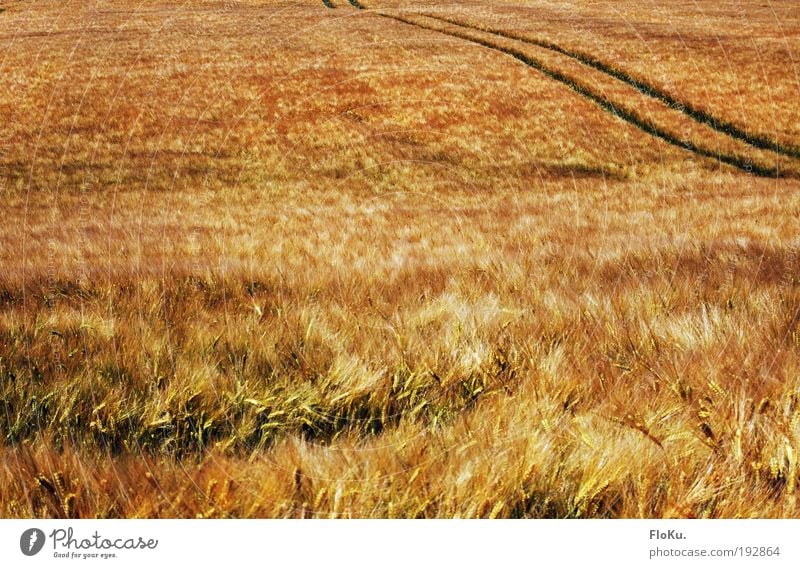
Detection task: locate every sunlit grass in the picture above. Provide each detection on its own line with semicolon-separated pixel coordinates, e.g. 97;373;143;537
1;0;799;518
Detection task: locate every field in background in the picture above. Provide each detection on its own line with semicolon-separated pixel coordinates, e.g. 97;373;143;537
1;0;800;517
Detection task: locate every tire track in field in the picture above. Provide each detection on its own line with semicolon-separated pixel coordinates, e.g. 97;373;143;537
324;1;792;177
422;13;800;161
377;12;790;178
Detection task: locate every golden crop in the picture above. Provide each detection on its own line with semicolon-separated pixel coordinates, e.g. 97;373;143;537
1;0;799;518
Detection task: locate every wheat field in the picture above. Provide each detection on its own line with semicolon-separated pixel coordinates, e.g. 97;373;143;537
1;0;800;518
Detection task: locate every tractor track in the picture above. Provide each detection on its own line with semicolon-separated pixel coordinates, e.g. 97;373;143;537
421;13;800;161
381;13;791;177
325;1;793;178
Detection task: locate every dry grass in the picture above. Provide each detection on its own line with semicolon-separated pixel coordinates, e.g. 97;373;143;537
1;0;800;518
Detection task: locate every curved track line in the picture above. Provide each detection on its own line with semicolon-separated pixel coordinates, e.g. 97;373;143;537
380;13;788;178
422;13;800;161
322;0;334;9
347;0;365;9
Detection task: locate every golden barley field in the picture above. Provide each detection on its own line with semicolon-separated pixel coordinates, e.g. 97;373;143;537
1;0;800;518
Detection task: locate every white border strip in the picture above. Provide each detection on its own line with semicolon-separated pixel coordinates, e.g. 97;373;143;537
2;519;800;567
